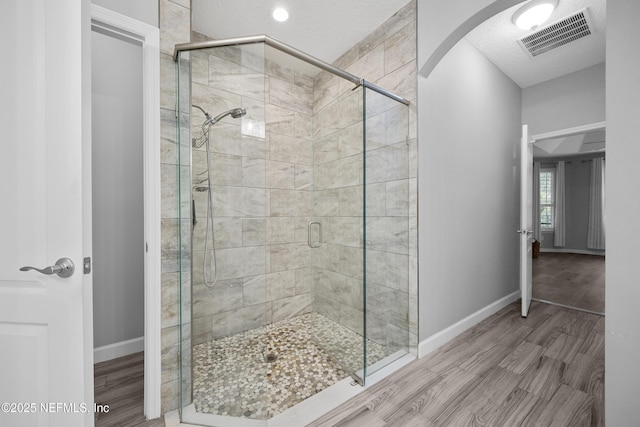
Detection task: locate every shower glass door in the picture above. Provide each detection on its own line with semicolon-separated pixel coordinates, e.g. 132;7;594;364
310;81;366;384
178;41;273;422
177;41;369;423
176;37;411;425
363;87;411;377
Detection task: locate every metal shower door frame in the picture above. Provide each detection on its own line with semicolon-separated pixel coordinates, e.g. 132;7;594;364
173;34;409;106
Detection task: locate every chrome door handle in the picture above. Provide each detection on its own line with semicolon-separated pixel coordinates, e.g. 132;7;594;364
20;257;75;278
308;221;322;248
516;229;534;235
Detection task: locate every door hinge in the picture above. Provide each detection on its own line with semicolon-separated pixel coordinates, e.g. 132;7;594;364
83;257;91;274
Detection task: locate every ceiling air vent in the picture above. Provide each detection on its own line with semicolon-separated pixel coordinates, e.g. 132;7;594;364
518;8;593;57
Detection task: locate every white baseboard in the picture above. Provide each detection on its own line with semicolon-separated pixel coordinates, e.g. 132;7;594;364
540;248;605;256
94;336;144;363
418;291;520;358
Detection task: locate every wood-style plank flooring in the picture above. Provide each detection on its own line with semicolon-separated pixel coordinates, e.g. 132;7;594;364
533;252;605;313
309;301;604;427
95;301;604;426
94;352;164;427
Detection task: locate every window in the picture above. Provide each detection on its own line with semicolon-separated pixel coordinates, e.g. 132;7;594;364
540;169;555;229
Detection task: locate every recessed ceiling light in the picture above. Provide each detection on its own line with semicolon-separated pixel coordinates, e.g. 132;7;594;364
272;7;289;22
513;0;558;30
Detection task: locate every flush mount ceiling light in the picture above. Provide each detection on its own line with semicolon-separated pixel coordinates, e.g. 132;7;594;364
272;7;289;22
513;0;558;30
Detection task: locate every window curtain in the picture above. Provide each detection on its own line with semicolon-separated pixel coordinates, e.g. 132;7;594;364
553;161;565;247
533;162;541;241
587;157;606;249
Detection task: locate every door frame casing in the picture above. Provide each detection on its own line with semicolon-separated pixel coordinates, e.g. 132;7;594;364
529;120;607;315
90;5;161;419
530;121;606;143
520;124;533;317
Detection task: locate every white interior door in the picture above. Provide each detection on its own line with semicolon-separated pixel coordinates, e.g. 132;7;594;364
0;1;93;427
519;124;534;317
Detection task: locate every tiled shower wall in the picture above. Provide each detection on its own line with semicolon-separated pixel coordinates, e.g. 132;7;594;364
262;55;317;323
312;0;418;354
311;84;367;338
189;42;316;345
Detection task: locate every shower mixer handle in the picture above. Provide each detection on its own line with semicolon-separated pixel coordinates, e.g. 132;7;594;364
20;257;75;278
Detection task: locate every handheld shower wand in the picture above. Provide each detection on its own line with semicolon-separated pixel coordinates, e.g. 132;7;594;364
191;105;247;288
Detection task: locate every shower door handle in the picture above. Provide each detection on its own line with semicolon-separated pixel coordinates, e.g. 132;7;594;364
20;257;75;278
308;221;322;248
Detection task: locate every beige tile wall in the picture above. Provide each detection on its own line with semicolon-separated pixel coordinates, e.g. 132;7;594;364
312;0;418;357
188;44;315;347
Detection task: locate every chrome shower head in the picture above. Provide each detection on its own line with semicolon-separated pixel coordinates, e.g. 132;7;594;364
207;107;247;126
191;106;247;148
230;107;247;118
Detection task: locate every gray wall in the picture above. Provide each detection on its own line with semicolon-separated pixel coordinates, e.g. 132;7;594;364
417;38;521;338
606;1;640;423
91;30;144;348
537;155;605;254
522;62;605;135
92;0;158;27
417;0;640;422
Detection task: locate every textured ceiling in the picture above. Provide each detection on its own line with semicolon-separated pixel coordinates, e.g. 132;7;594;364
465;0;606;88
192;0;412;66
192;0;605;89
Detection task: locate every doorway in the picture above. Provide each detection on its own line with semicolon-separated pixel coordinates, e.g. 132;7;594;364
531;124;606;314
458;0;606;318
90;4;162;421
91;23;144;365
91;17;145;427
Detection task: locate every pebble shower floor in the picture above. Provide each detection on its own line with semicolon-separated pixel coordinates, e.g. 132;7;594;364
192;312;388;419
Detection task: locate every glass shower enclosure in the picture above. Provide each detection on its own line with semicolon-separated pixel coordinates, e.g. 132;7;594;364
174;35;410;425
